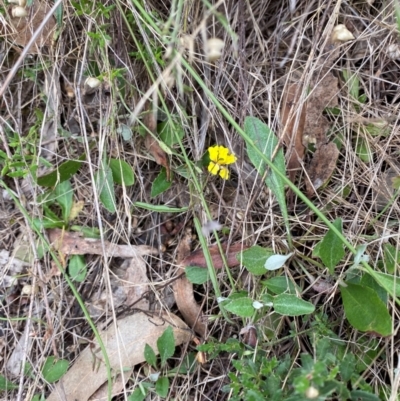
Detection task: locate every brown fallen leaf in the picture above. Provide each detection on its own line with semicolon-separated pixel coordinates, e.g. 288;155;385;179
86;257;150;319
173;275;206;337
47;312;191;401
47;229;157;258
305;142;339;197
303;73;338;148
4;2;56;54
121;257;150;309
281;83;307;184
88;368;133;401
143;106;171;181
174;242;247;337
182;242;245;269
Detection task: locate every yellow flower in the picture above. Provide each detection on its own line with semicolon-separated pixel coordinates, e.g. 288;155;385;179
208;145;237;179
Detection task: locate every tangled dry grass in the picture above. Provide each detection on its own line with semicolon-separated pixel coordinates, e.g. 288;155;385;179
1;0;400;400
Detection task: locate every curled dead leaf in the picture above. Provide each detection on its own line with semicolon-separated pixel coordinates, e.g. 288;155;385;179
174;242;247;337
48;229;157;258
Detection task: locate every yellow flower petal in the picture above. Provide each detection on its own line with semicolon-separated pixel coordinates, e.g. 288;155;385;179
208;161;220;175
208;146;221;163
218;166;230;180
208;145;236;165
223;153;237;165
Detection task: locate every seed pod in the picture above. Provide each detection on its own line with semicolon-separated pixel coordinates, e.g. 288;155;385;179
305;386;319;399
84;77;101;89
205;38;225;62
331;24;355;42
11;6;28;18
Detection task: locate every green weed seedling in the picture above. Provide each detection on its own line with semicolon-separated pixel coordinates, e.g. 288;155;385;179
199;318;380;401
33;179;95;282
25;356;69;401
129;326;187;401
34;156;135;279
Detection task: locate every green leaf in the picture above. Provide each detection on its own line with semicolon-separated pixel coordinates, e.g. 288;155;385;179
151;168;172;197
355;137;372;163
265;253;293;271
95;166;116;213
339;353;356;382
360;274;387;304
133;202;188;213
31;395;46;401
117;123;133;141
0;375;18;390
319;218;344;274
224;297;254;317
342;70;360;100
157;327;175;367
239;246;274;276
128;387;147;401
371;272;400;298
244;117;290;245
70;226;101;238
245;389;265;401
41;356;69;383
383;243;399;274
144;343;157;368
365;122;390;137
312;241;322;258
155;376;169;398
54;180;73;222
185;266;209;284
273;294;315;316
53;1;63;26
109;158;135;186
158;120;184;147
68;255;87;282
32;216;65;230
263;276;297;295
350;390;380;401
340;283;392;336
37;159;83;187
353;244;368;267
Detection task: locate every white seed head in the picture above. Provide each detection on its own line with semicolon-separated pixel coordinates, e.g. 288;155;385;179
305;386;319;399
205;38;225;62
11;6;28;18
21;284;38;295
387;43;400;60
331;25;355;42
84;77;101;89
